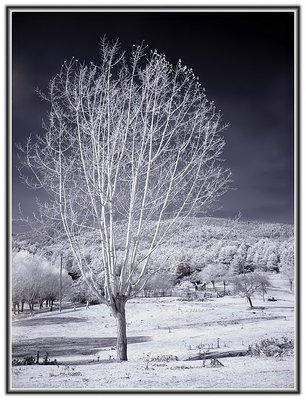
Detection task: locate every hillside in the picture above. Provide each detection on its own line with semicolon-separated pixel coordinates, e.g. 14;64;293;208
12;216;294;252
12;217;294;294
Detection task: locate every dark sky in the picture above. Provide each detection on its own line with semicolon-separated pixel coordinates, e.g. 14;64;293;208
12;10;295;232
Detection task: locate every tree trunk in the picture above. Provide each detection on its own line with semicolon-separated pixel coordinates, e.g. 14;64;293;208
13;302;20;314
114;297;128;361
211;280;215;290
223;281;226;295
21;302;24;312
247;296;253;308
289;280;293;292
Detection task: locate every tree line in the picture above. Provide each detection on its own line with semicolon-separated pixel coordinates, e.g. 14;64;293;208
12;225;294;313
12;250;72;314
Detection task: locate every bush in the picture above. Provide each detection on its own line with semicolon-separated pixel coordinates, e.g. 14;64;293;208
23;356;36;365
176;259;192;283
12;356;58;366
149;354;178;362
12;358;25;366
249;336;294;358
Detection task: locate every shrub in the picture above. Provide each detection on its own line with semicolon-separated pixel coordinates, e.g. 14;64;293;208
176;258;192;283
12;356;58;366
149;354;179;362
249;336;294;358
23;356;36;365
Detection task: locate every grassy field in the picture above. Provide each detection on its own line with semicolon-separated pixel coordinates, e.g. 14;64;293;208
10;274;296;391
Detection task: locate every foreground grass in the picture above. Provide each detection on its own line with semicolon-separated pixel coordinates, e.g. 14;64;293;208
12;356;294;390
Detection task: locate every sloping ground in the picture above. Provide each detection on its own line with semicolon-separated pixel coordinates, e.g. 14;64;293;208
11;275;296;390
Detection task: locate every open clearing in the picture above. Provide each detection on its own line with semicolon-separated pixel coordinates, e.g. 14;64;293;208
10;274;296;390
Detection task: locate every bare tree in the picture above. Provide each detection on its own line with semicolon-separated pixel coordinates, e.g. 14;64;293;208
232;272;270;308
12;251;45;313
200;263;229;290
19;39;231;360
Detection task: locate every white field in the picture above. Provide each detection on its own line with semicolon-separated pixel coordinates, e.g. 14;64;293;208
10;274;296;391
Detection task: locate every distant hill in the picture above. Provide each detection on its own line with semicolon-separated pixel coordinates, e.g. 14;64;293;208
162;216;293;246
12;216;294;254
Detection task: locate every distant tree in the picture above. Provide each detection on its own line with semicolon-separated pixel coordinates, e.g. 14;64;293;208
200;263;223;290
218;244;238;266
266;251;280;273
42;273;59;311
231;243;253;275
42;270;73;311
191;245;209;270
12;251;45;312
205;240;223;265
12;249;73;312
215;263;232;294
175;255;192;284
141;246;177;291
232;272;270;308
67;276;101;305
189;270;202;290
144;270;175;292
245;244;257;271
280;239;294;291
12;258;27;313
23;265;45;312
250;239;282;273
251;239;268;271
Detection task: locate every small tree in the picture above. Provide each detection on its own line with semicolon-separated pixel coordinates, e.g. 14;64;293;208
200;263;218;290
19;40;231;361
200;262;230;291
231;243;250;274
232;272;270;308
219;244;238;266
175;255;192;284
216;263;231;294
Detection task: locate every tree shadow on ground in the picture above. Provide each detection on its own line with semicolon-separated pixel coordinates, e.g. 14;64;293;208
13;316;85;326
12;336;151;358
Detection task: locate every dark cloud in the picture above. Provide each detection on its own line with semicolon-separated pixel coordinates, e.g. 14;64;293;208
11;10;295;232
